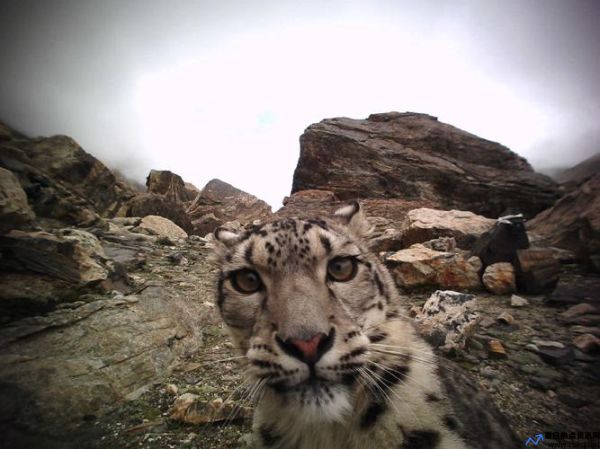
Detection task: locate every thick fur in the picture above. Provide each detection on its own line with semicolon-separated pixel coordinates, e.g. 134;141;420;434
211;205;518;449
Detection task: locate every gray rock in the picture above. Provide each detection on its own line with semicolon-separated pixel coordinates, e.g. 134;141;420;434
510;294;529;307
0;167;35;234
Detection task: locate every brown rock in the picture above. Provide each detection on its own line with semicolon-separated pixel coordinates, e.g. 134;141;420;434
515;248;560;294
146;169;194;203
0;229;109;284
187;179;272;231
384;244;482;290
0;167;34;234
482;263;516;294
527;173;600;270
120;193;194;234
400;208;495;249
560;303;599;320
134;215;188;240
487;339;508;358
292;112;558;218
572;333;600;353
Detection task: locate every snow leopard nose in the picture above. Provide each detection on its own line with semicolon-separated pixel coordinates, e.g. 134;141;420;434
276;328;335;365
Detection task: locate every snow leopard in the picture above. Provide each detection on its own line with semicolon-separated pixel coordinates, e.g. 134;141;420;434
211;202;519;449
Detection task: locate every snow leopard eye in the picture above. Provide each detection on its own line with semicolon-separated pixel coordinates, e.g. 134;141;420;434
327;257;357;282
230;269;262;294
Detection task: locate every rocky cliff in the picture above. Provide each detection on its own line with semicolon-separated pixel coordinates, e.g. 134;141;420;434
292;112;559;218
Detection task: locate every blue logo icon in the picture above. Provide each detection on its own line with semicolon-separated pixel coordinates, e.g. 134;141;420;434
525;434;544;446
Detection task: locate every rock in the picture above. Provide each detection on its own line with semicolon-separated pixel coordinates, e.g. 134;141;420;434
529;376;555;391
134;215;188;240
515;248;561;294
470;215;530;267
400;208;495;249
535;346;575;366
0;125;136;224
187;179;272;233
169;393;251;424
385;244;482;290
422;237;457;252
510;294;529;307
292;112;558;218
369;227;404;253
166;384;179;395
482;263;516;294
120;193;194;234
0;167;35;234
569;325;600;337
487;339;507;359
560;303;598;320
527;173;600;270
545;277;600;306
146;169;194;203
556;153;600;186
572;334;600;353
414;290;479;351
556;392;592;408
532;339;565;349
0;229;109;284
191;213;222;238
496;311;514;325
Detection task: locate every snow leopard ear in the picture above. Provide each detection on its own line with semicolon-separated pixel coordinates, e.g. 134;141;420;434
334;201;373;238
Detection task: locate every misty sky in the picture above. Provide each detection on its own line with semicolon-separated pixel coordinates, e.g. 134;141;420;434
1;0;599;207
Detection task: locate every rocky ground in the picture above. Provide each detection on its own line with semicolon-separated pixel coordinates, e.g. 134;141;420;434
68;237;598;449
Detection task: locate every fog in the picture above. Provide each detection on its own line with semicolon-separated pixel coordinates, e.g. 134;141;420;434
1;0;598;207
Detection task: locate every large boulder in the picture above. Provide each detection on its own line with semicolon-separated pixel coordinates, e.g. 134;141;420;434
187;179;272;235
400;208;495;249
292;112;559;218
146;169;195;203
0;122;137;225
527;173;600;270
384;244;482;291
120;193;194;234
134;215;188;241
0;167;35;234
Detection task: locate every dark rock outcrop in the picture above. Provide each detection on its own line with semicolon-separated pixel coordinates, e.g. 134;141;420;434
0;122;137;225
187;179;272;235
146;169;195;203
527;173;600;270
119;193;194;234
0;167;35;234
292;112;559;218
555;152;600;188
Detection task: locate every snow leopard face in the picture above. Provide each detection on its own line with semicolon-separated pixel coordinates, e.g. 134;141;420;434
211;203;400;421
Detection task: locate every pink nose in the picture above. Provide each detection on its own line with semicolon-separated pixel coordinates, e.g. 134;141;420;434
288;334;324;364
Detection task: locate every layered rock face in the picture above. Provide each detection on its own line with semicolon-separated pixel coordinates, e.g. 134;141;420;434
0;124;137;225
292;112;559;218
187;178;273;236
146;169;195;203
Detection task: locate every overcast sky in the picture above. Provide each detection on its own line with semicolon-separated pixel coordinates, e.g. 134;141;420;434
1;0;598;207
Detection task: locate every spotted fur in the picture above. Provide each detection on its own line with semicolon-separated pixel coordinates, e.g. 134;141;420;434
211;203;518;449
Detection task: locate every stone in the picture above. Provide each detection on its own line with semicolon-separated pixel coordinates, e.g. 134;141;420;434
413;290;479;351
400;208;495;249
422;237;457;253
169;393;251;424
515;248;561;294
385;244;482;290
146;169;194;203
291;112;558;218
369;227;404;253
545;278;600;306
510;294;529;307
134;215;188;241
191;213;222;238
535;347;575;366
560;303;598;320
496;311;514;325
482;263;516;294
527;173;600;269
487;339;507;359
120;193;193;233
0;229;109;284
0;167;35;234
529;377;556;391
572;334;600;353
187;179;272;231
569;325;600;337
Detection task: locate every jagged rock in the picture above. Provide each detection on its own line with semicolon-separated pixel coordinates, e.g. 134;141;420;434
384;244;482;290
527;173;600;270
187;179;272;233
470;215;530;268
146;169;194;203
120;193;194;234
515;248;560;294
0;167;34;234
134;215;188;241
0;124;136;224
482;262;516;294
400;208;495;249
292;112;559;218
414;290;479;351
422;237;457;252
487;339;508;359
0;229;109;284
572;334;600;353
510;295;529;307
560;303;598;320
